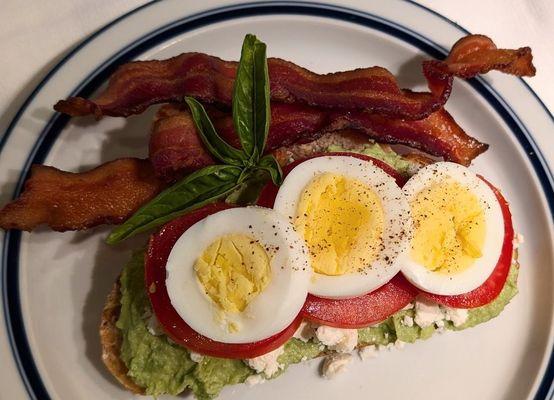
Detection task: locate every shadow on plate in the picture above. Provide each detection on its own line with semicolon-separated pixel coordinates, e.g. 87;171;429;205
394;54;428;90
80;104;159;169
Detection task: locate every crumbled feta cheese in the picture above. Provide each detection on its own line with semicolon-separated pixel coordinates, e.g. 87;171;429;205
315;326;358;353
142;306;163;336
245;374;265;387
189;351;204;363
146;314;163;336
245;346;285;377
321;353;352;379
435;319;445;329
414;298;444;328
402;315;414;327
444;307;469;327
394;340;406;350
358;345;378;361
513;233;524;249
381;343;394;351
293;320;315;342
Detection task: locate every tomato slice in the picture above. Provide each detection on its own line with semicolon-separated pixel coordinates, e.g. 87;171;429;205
145;202;302;359
420;178;515;308
257;151;407;208
301;273;418;328
259;152;416;328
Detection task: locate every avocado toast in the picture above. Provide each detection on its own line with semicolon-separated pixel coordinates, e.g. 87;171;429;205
100;136;520;399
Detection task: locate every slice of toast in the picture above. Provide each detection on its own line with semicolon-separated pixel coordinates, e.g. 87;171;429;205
99;132;436;394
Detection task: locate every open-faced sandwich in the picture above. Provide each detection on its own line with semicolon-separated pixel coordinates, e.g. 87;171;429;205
0;34;534;399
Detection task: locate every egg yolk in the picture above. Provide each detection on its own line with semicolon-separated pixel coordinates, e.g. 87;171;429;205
194;234;271;314
294;173;384;276
410;181;485;274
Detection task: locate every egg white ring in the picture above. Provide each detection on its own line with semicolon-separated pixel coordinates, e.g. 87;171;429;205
399;162;505;295
165;206;311;344
273;155;412;299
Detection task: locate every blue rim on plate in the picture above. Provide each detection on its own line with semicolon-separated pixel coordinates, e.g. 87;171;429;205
1;2;553;399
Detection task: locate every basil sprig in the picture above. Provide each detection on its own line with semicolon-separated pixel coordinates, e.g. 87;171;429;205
106;34;282;244
233;34;271;162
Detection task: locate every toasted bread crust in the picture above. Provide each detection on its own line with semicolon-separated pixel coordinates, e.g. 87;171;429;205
100;280;145;395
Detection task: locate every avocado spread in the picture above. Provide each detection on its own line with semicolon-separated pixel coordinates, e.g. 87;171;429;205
116;146;519;400
328;143;413;175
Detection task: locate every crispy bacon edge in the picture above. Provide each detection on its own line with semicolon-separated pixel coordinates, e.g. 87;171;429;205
149;102;487;181
53;35;535;120
0;158;165;231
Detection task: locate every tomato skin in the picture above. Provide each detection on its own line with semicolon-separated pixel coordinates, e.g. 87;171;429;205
301;273;418;328
420;178;515;308
145;202;302;359
257;152;407;208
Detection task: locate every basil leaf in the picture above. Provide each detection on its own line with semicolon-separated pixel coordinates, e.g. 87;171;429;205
106;165;242;244
256;154;283;186
225;169;270;205
232;34;271;162
253;40;271;157
185;97;245;165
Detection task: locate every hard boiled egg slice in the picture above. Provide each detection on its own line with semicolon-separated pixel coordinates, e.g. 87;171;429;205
273;155;411;299
399;162;504;295
165;207;310;344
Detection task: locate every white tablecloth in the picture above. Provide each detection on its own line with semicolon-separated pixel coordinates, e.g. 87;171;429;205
1;0;552;135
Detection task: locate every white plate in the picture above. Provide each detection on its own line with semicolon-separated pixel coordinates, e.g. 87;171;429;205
1;1;553;399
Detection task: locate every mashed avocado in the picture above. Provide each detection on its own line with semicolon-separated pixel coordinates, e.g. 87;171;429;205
117;251;518;400
328;143;412;175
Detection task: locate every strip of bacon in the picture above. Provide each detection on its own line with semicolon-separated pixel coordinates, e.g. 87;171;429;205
149;105;216;179
216;103;329;150
325;106;488;167
54;35;535;120
149;102;487;181
444;34;535;77
150;103;329;181
0;159;165;231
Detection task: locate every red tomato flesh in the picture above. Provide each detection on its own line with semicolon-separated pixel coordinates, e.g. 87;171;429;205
145;202;302;359
301;273;419;328
420;178;515;308
258;152;418;328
